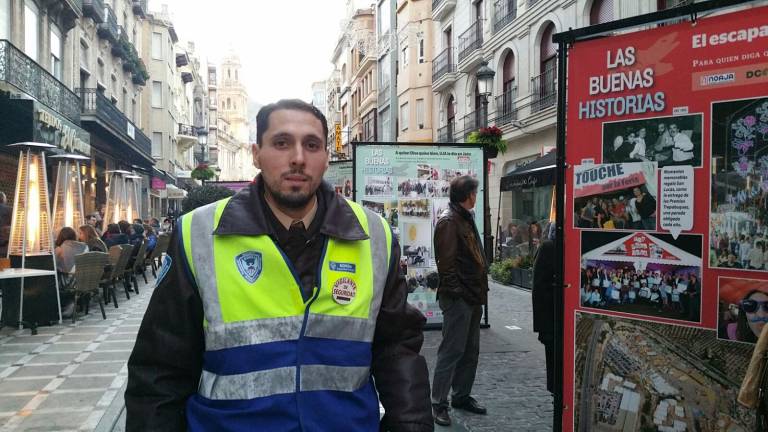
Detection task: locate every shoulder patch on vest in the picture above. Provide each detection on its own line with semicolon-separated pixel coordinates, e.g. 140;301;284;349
156;255;172;287
235;251;263;284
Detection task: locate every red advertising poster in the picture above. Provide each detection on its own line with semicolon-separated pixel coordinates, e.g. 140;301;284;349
564;5;768;431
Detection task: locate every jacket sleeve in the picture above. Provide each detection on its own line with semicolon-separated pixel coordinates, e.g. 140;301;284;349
125;226;205;432
373;236;434;432
433;218;462;297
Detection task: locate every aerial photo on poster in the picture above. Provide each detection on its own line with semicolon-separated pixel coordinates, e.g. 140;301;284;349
574;162;658;230
718;277;768;345
602;114;703;167
710;96;768;272
580;231;702;323
574;312;755;432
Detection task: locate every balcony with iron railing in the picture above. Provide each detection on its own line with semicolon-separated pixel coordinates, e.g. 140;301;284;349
432;47;456;82
97;5;118;42
458;21;483;64
82;0;105;23
530;69;556;113
432;0;456;21
494;86;518;125
132;0;147;17
63;0;83;19
437;121;457;143
0;40;81;123
461;110;481;139
493;0;517;34
528;0;541;7
177;124;198;152
78;88;151;157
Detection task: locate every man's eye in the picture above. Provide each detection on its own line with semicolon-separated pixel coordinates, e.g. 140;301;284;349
306;141;321;150
274;140;287;147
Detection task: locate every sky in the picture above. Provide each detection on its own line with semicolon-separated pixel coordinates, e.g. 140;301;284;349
148;0;368;105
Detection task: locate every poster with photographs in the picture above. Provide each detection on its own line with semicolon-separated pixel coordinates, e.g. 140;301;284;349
354;144;484;325
602;114;703;167
710;96;768;271
574;312;756;432
325;160;353;198
574;162;658;230
580;231;702;323
718;277;768;345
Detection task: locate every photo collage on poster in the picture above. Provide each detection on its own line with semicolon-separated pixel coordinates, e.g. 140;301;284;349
574;114;704;324
324;160;354;199
710;96;768;346
355;145;483;324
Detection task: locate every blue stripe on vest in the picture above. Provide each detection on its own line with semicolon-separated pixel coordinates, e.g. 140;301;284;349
301;338;372;367
297;383;380;431
203;340;298;375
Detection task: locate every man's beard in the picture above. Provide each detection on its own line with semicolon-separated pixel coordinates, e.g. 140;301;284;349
264;175;316;209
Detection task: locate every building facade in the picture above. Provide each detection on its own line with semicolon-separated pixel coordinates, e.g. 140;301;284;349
215;52;256;181
429;0;713;250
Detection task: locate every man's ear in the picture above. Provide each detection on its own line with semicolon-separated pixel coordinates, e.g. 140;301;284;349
252;143;260;169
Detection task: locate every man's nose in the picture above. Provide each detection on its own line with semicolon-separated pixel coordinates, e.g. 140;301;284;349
289;143;306;166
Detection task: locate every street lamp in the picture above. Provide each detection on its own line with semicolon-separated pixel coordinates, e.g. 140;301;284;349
475;61;496;264
197;128;209;163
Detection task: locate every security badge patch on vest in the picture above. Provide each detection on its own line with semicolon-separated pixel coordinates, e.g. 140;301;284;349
332;277;357;305
235;251;263;283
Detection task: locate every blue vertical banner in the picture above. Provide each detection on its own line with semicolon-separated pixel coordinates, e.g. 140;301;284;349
354;143;484;325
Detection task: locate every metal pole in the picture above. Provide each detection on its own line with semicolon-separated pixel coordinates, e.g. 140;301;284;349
482;95;492;328
553;39;569;432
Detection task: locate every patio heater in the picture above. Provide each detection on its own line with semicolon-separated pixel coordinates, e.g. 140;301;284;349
6;142;62;323
50;154;90;234
125;174;143;222
104;170;132;224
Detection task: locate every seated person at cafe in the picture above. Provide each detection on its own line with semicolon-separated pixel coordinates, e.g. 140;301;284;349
55;227;89;274
79;224;108;252
103;223;130;248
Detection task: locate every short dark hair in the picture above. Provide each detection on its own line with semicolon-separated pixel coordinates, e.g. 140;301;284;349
256;99;328;147
449;175;479;204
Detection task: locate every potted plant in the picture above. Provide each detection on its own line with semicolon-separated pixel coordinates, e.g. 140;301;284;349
191;163;215;181
466;126;507;158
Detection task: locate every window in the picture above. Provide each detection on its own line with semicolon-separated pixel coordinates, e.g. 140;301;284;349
590;0;614;25
503;52;515;93
418;38;425;64
152;132;162;158
235;70;238;81
416;98;425;129
0;0;10;40
132;99;137;124
227;98;231;109
123;88;128;116
151;81;162;107
401;45;408;69
152;32;162;59
24;0;39;61
50;25;62;79
400;102;409;131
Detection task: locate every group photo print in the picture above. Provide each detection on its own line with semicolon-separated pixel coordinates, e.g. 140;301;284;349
580;231;702;323
602;114;703;167
573;162;658;230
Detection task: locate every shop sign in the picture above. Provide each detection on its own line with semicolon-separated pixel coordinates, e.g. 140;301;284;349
166;187;186;199
36;107;91;155
151;177;166;190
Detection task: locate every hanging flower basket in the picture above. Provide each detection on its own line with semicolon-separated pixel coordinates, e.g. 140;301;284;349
466;126;507;158
191;164;215;181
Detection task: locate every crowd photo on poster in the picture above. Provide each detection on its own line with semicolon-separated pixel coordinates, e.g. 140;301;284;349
602;114;703;167
580;231;702;323
574;162;658;230
363;176;394;196
718;277;768;344
710;96;768;272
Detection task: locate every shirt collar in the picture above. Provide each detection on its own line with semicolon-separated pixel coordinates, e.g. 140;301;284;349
264;192;318;230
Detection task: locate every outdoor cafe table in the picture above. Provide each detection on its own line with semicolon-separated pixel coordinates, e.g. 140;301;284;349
0;268;60;333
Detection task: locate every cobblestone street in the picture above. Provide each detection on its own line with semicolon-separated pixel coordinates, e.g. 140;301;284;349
422;280;554;432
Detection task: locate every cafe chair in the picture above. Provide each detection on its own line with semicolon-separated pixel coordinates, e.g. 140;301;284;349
149;234;171;278
70;252;110;323
101;244;133;306
126;239;147;295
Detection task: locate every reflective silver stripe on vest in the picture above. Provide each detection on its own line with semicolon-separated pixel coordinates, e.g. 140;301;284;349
205;315;305;351
303;208;390;342
299;365;370;393
198;367;296;400
189;202;223;326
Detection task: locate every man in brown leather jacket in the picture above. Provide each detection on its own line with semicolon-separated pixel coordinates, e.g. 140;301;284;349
431;175;489;426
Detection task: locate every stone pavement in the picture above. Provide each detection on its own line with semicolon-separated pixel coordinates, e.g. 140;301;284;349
0;278;551;431
0;280;152;431
423;280;554;432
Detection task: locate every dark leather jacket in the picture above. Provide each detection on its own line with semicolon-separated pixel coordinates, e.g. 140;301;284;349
125;177;433;432
434;203;488;305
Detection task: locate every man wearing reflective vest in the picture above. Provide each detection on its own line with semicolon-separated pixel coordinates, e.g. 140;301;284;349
125;99;433;431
